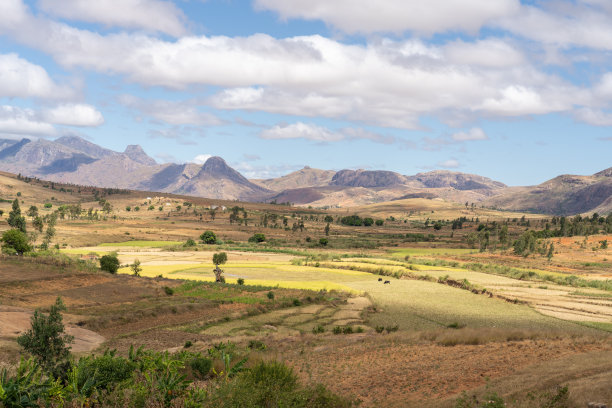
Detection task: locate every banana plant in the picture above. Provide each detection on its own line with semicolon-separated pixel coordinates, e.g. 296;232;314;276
0;357;51;408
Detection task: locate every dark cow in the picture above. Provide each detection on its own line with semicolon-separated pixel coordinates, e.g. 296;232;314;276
378;278;383;282
384;280;391;284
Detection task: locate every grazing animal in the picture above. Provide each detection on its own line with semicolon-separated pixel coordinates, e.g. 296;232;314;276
384;280;390;284
378;278;383;282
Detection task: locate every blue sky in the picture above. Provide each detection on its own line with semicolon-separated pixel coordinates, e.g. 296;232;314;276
1;0;611;185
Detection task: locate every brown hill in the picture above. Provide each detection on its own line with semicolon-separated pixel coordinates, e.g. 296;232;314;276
485;171;612;215
330;169;408;188
252;166;335;190
407;170;506;191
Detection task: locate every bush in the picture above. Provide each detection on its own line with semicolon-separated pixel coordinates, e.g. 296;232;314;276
164;286;174;296
76;351;135;392
248;233;266;243
1;229;31;255
44;203;52;208
375;326;385;333
99;254;120;274
319;238;328;246
184;340;193;348
340;215;362;226
184;238;196;247
363;217;374;226
375;219;384;226
267;291;275;300
190;357;212;379
332;326;342;335
248;340;266;350
312;325;325;334
237;278;245;285
16;297;73;376
200;230;217;244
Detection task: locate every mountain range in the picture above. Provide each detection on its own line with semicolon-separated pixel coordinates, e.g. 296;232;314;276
0;136;610;215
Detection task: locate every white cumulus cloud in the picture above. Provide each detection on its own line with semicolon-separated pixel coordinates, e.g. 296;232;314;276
255;0;520;35
42;104;104;127
261;123;344;142
451;128;488;141
0;53;73;99
37;0;187;37
0;105;56;136
438;159;460;168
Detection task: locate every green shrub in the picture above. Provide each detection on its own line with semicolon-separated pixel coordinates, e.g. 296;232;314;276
164;286;174;296
1;229;31;255
292;299;302;306
319;238;328;246
200;230;217;244
332;326;342;335
99;254;120;274
267;291;275;300
76;351;135;392
312;325;325;334
184;341;193;348
375;326;385;334
248;233;266;243
342;326;353;334
248;340;266;350
44;203;52;208
385;325;399;333
237;278;245;285
190;357;212;379
184;238;196;247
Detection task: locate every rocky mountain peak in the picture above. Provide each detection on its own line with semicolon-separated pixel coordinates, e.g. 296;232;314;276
594;167;612;178
124;145;156;166
331;169;406;188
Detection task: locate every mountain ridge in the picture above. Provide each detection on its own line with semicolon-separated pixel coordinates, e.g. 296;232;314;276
0;135;609;214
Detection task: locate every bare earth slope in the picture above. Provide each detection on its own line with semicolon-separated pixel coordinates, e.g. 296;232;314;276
486;170;612;215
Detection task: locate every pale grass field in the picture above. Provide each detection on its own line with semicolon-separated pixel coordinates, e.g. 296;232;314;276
71;243;610;332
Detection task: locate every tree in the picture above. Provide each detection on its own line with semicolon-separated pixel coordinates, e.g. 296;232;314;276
209;208;217;220
42;213;57;249
100;254;120;274
547;243;555;260
324;223;330;236
130;259;142;276
324;215;334;223
17;297;74;376
8;199;26;233
212;252;227;283
102;200;113;214
499;225;509;249
200;230;217;244
33;216;44;233
375;219;384;226
27;205;38;219
1;229;31;255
